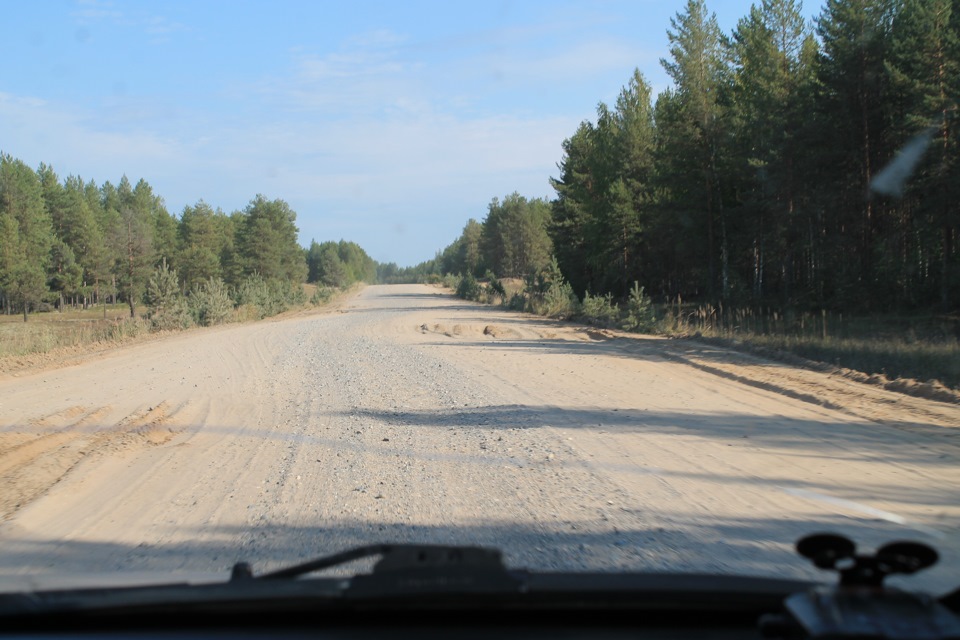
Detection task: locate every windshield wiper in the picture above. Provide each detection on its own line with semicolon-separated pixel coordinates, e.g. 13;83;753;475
237;543;523;597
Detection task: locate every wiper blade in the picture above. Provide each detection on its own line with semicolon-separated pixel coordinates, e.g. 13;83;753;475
244;544;523;596
251;543;391;580
250;543;501;580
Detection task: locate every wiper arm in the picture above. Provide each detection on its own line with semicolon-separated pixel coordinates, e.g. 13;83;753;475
238;544;524;596
239;543;393;580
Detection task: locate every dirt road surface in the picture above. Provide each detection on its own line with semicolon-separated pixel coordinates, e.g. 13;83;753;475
2;284;959;592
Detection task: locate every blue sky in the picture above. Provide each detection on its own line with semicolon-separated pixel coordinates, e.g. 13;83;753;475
2;0;824;266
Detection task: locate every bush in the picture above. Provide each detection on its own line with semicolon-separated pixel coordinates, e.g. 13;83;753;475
520;256;578;318
189;277;234;326
484;271;506;298
144;259;181;315
508;292;527;311
282;280;307;307
535;280;579;318
235;275;271;319
310;286;334;305
581;291;618;327
456;272;482;300
621;282;656;332
234;275;304;319
150;299;193;330
442;273;461;290
145;260;192;330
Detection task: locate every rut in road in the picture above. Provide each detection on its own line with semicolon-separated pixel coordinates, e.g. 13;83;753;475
0;284;958;592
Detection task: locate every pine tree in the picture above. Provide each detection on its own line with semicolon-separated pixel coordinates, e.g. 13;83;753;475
607;69;655;295
236;195;308;283
550;121;598;295
178;200;224;290
0;155;54;320
114;176;156;317
661;0;730;299
815;0;898;307
729;0;813;307
886;0;959;309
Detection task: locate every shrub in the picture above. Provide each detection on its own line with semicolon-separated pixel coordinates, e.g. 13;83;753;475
234;275;303;319
485;272;506;299
442;273;462;290
150;299;193;330
279;279;307;307
535;279;579;318
145;260;192;330
581;291;618;327
235;275;270;319
520;257;578;318
310;286;334;305
189;277;234;326
456;272;482;300
474;272;504;305
508;292;527;311
144;259;181;315
621;282;656;332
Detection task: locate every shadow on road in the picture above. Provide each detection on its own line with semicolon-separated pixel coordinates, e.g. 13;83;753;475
341;405;960;465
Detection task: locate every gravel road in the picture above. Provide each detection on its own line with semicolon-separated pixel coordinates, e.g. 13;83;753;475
1;284;959;591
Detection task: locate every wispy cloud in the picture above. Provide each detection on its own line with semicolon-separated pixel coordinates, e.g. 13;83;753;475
70;0;189;43
144;14;189;39
346;28;409;49
0;92;179;181
296;52;407;82
71;0;122;23
241;31;429;120
484;38;657;83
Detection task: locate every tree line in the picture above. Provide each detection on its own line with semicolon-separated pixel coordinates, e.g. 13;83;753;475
0;153;376;321
418;0;958;315
380;193;555;284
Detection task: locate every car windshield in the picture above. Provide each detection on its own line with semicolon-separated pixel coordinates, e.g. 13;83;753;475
1;0;958;599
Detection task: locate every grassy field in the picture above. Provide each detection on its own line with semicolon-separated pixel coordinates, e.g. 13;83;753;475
662;305;960;391
0;305;152;359
0;283;338;364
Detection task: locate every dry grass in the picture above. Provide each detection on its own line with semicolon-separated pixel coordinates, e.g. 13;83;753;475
661;304;960;391
1;284;342;364
0;305;152;359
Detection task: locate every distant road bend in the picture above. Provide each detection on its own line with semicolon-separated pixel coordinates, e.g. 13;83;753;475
1;284;958;591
